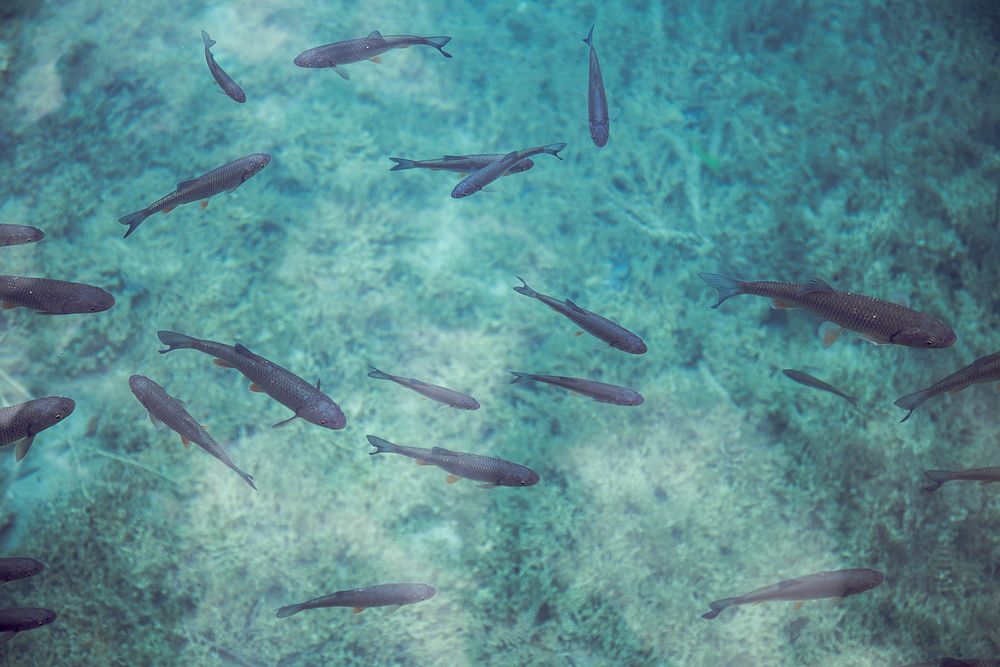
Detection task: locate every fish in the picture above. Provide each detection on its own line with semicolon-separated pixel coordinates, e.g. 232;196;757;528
0;224;43;247
276;583;436;617
367;435;538;488
388;153;535;175
894;351;1000;422
157;331;346;430
0;276;114;314
201;30;246;103
450;143;567;199
293;31;452;79
781;369;857;406
508;372;643;406
582;24;609;147
698;273;956;349
367;367;479;409
0;558;43;583
922;467;1000;492
118;153;271;238
0;396;75;461
900;660;999;667
513;276;646;354
702;568;884;620
129;375;256;490
0;608;56;643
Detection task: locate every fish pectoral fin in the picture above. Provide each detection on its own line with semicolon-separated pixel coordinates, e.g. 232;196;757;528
162;207;174;214
249;383;264;393
2;302;19;309
148;413;162;427
369;56;381;63
180;436;191;448
213;358;235;368
273;416;297;428
176;178;199;189
477;483;498;489
334;67;350;81
200;200;209;209
14;435;35;462
770;299;795;309
860;334;886;345
352;607;365;614
818;322;844;348
0;631;16;644
446;474;461;484
793;601;804;610
573;330;584;336
415;460;430;466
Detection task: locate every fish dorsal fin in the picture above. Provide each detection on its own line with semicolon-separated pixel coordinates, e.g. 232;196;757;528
431;446;461;456
177;178;199;190
797;278;835;297
441;155;465;160
972;351;1000;368
777;578;802;590
564;299;586;313
367;30;383;39
234;343;255;357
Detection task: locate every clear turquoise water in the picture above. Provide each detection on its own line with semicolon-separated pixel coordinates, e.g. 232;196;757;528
0;1;999;665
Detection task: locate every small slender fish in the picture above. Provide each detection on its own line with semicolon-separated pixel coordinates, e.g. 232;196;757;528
129;375;256;490
582;24;609;147
509;372;643;406
699;273;956;348
294;31;452;79
0;608;56;643
367;367;479;409
367;435;538;488
0;397;75;461
201;30;246;104
451;143;567;199
0;558;43;583
118;153;271;238
276;583;436;617
0;224;43;247
922;467;1000;492
513;276;646;354
157;331;346;430
702;568;884;620
0;276;114;314
388;153;535;175
781;369;857;406
895;351;1000;422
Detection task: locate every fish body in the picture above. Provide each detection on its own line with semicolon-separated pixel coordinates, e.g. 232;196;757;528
201;30;246;103
0;397;75;461
388;154;535;175
118;153;271;238
367;435;538;488
582;24;609;147
698;273;956;348
922;467;1000;492
0;608;56;643
0;276;114;314
0;558;43;583
367;367;479;409
276;583;436;618
702;568;884;620
157;331;346;430
781;369;857;406
509;372;643;406
0;224;43;247
895;351;1000;421
129;375;255;490
293;31;451;79
513;276;645;353
450;143;567;199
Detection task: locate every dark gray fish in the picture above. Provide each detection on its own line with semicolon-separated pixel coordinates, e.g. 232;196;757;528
201;30;246;103
900;660;999;667
367;367;479;409
0;224;43;247
129;375;255;490
702;568;884;620
0;608;56;643
388;153;535;175
293;30;452;79
895;351;1000;422
118;153;271;238
508;372;643;406
583;24;609;147
0;276;114;314
157;331;346;430
367;435;538;488
450;143;567;199
781;369;857;406
0;558;43;583
922;467;1000;492
513;276;646;354
699;273;956;349
276;582;436;617
0;396;75;461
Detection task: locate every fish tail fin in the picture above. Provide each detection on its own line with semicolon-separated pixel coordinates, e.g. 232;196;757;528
367;367;391;380
583;23;595;46
388;157;418;171
512;276;538;298
119;210;149;238
508;371;535;385
239;470;257;491
702;598;737;620
423;36;452;58
275;604;303;618
894;389;930;422
543;143;568;160
367;434;399;455
698;272;745;309
157;330;197;354
201;30;216;48
922;470;953;493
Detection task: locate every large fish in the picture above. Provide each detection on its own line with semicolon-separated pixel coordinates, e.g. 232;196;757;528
157;331;346;430
508;372;643;406
0;608;56;643
0;396;75;461
513;276;646;354
781;369;857;406
388;153;534;175
294;31;451;79
0;558;43;584
367;435;538;488
0;224;43;247
451;143;566;199
0;276;114;314
895;351;1000;422
129;375;256;490
118;153;271;238
582;24;609;147
201;30;246;103
702;568;884;619
699;273;956;348
367;367;479;409
276;583;436;617
922;467;1000;492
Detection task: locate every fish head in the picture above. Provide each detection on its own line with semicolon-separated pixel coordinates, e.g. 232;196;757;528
3;558;44;581
590;123;609;148
298;399;347;430
499;465;540;487
243;154;271;181
293;49;327;68
621;390;645;406
847;568;885;594
412;584;437;601
24;396;75;434
507;159;535;175
18;608;57;629
891;316;957;348
23;228;44;243
56;285;115;314
613;335;647;355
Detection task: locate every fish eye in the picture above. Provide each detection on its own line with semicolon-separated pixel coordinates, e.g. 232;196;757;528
924;339;935;346
54;413;62;419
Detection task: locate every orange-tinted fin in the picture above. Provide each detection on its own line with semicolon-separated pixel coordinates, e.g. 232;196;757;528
163;207;174;214
1;302;17;309
249;383;264;393
352;607;364;614
369;56;382;63
181;436;191;448
415;459;429;466
770;299;795;309
213;358;234;368
793;601;804;610
818;322;843;348
574;331;584;336
446;474;460;484
200;200;209;209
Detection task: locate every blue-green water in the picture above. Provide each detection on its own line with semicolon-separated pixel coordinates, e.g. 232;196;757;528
1;1;999;665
